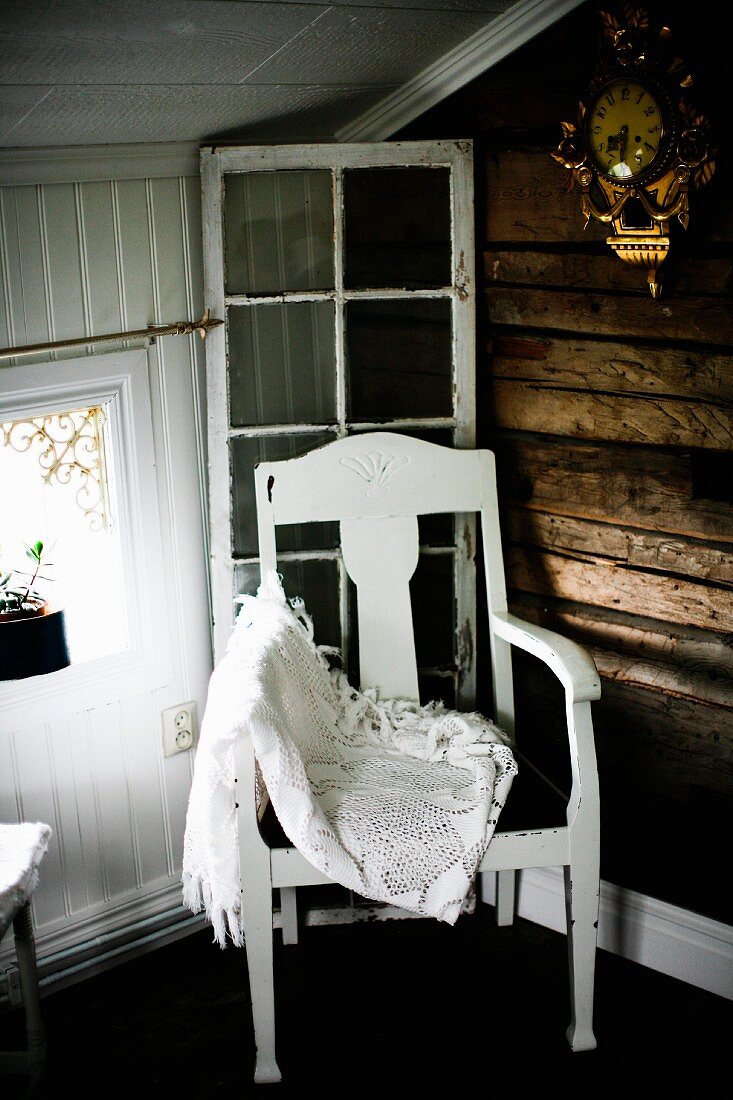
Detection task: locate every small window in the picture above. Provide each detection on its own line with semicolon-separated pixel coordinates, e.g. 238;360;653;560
0;347;171;723
1;403;126;665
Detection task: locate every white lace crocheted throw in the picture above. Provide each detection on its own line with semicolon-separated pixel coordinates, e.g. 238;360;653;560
182;573;517;945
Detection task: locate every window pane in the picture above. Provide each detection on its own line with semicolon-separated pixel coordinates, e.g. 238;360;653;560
419;673;456;708
234;558;340;650
0;406;125;667
229;302;336;427
231;432;339;557
410;553;455;668
344;167;451;289
224;171;334;295
347;299;452;421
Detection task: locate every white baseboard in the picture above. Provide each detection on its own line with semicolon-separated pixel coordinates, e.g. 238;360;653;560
482;868;733;1001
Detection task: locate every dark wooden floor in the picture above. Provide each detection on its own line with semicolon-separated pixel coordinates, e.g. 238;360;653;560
2;905;730;1096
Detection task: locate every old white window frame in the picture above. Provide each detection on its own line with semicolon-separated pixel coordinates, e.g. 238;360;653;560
202;140;476;706
0;346;172;726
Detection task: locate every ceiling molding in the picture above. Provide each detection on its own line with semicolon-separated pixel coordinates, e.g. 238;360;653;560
335;0;586;142
0;141;200;186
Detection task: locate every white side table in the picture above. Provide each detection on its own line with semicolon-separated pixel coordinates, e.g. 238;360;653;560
0;823;52;1089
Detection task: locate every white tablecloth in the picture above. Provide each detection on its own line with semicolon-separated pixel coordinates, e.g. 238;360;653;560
0;822;52;940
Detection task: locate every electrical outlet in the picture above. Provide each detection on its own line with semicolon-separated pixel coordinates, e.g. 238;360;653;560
162;701;197;757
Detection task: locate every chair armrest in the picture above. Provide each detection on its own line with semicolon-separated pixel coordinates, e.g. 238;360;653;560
491;611;601;704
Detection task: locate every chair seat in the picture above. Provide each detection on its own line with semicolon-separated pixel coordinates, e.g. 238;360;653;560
259;755;566;852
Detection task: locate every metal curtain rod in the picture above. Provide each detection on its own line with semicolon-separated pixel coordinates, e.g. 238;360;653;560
0;310;223;361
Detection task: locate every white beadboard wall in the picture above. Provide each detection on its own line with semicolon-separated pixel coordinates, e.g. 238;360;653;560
0;168;213;986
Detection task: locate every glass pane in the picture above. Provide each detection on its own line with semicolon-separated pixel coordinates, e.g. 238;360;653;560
0;405;126;668
344;167;451;289
347;299;452;421
419;673;456;709
410;552;455;668
234;558;340;650
231;432;338;557
224;170;334;294
229;302;336;427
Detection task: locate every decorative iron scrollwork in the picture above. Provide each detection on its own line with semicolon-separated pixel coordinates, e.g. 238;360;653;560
2;406;111;531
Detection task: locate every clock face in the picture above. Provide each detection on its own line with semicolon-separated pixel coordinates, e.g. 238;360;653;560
587;79;666;181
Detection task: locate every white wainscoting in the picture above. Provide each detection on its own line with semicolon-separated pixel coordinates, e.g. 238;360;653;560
482;869;733;1001
0;156;213;988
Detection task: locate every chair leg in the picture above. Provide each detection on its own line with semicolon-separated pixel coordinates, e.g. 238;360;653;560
14;901;46;1083
563;838;600;1052
240;879;282;1083
495;870;516;926
280;887;299;946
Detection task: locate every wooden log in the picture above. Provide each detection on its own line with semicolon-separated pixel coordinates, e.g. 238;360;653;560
505;508;733;584
488;334;733;404
494;436;733;543
515;657;733;799
506;543;732;632
593;681;733;800
485;150;607;243
491;379;732;450
483;250;733;297
508;596;733;709
486;285;733;345
510;651;730;800
484;149;733;245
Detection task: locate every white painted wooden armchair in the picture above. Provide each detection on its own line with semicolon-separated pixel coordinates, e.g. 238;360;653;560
236;431;601;1083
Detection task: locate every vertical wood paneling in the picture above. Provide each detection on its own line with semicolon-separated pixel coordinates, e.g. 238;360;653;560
182;174;210;597
79;181;123;335
147;177;187;688
45;717;92;914
0;190;13;349
0;169;211;959
0;734;21;821
149;178;188;315
7;187;51;349
10;725;68;926
114;178;154;328
66;716;107;909
41;183;85;343
88;705;137;900
119;692;171;885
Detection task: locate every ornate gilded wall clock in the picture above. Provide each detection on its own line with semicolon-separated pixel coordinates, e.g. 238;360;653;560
552;6;715;297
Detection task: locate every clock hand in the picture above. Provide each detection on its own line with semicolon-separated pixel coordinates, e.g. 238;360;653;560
619;124;629;165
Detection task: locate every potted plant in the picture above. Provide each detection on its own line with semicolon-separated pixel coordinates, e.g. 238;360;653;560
0;540;70;680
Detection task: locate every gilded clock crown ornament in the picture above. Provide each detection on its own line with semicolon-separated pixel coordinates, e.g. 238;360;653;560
552;5;716;298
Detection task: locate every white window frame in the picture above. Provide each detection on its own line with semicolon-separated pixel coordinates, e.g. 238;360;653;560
0;346;173;727
202;140;476;705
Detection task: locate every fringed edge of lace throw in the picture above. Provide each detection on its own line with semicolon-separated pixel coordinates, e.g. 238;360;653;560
182;871;244;948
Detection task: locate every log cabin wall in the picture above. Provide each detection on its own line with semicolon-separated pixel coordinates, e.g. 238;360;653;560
402;0;732;923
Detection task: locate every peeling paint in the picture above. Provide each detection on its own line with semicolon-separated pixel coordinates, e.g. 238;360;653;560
458;618;474;668
463;521;473;561
456;249;470;302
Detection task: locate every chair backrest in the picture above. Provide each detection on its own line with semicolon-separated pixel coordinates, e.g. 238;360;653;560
254;432;510;706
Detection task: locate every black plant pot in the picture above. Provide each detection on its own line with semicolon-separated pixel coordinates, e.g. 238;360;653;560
0;605;70;680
